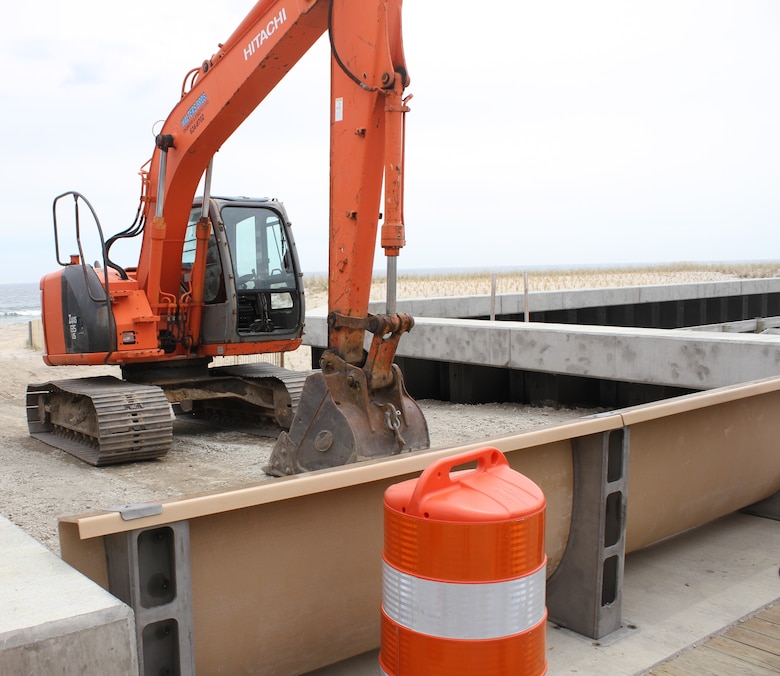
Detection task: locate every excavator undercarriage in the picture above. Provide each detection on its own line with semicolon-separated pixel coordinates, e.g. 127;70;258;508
26;377;173;466
27;355;426;471
26;363;312;466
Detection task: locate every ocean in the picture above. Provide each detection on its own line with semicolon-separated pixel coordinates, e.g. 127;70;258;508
0;283;41;324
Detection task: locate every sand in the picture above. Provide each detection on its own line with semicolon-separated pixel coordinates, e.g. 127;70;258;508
0;322;589;555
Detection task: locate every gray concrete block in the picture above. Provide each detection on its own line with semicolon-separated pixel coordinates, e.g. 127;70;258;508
0;516;138;675
365;278;780;319
304;313;780;390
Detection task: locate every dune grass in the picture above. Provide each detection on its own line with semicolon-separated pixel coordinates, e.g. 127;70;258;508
303;261;780;305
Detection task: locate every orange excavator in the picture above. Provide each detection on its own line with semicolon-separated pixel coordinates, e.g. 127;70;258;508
26;0;429;473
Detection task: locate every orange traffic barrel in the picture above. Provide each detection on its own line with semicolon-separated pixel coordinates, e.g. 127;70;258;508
379;447;547;676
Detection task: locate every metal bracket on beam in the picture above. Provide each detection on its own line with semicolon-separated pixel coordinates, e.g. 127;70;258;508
106;502;164;520
546;428;630;639
106;520;194;675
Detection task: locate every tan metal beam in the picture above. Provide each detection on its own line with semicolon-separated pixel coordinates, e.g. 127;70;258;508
59;377;780;674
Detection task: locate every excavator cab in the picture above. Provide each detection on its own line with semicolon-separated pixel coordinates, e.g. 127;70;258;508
184;197;304;345
28;194;311;466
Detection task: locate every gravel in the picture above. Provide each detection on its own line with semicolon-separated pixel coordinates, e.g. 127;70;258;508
0;323;591;554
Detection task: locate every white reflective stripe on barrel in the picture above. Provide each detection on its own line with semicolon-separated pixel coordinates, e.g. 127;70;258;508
381;559;547;640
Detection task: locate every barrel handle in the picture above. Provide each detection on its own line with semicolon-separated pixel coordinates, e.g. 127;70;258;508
407;447;508;517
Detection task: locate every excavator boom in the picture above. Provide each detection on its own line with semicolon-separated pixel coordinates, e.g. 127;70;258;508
137;0;330;306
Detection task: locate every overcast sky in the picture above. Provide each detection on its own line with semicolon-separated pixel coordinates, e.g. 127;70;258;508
2;0;779;285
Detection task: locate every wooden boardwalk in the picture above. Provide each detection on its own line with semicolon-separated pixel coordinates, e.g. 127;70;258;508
646;602;780;675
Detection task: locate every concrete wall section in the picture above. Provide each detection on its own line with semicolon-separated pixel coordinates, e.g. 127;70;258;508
0;516;138;675
367;278;780;321
304;313;780;391
504;323;780;390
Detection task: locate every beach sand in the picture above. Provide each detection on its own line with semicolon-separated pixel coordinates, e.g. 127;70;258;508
0;321;589;555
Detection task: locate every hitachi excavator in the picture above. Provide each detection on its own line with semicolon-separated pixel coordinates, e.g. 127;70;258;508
26;0;429;473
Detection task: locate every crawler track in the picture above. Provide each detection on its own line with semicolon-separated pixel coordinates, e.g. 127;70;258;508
27;366;314;466
26;377;173;466
202;363;311;428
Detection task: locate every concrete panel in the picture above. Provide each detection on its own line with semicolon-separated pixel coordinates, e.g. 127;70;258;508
305;313;780;390
366;277;780;319
0;516;137;675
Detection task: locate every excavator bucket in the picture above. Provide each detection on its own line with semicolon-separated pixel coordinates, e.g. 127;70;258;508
266;352;429;476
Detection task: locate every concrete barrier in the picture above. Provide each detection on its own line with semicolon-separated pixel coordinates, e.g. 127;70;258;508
305;312;780;391
0;516;138;675
367;277;780;320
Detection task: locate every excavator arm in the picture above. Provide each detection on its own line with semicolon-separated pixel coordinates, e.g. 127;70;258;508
267;0;429;473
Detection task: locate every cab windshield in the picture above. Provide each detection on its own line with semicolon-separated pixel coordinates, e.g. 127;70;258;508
222;206;295;293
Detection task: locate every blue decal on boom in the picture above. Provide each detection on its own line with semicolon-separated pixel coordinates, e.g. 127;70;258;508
182;93;208;128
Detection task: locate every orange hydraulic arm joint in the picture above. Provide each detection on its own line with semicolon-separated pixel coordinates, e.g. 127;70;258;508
267;0;429;475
